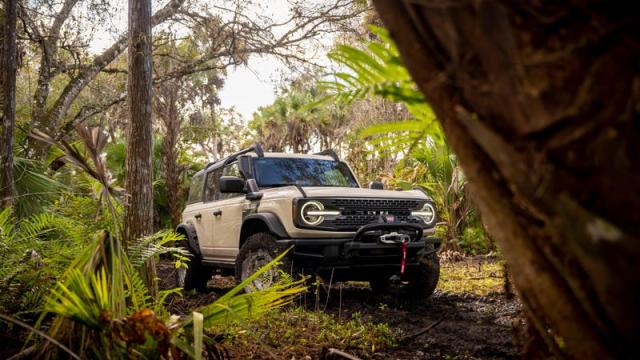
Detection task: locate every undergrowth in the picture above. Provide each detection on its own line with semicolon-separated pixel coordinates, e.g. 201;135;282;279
209;307;396;358
438;259;505;296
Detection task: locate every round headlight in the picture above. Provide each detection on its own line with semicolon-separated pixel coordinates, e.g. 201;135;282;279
300;200;325;226
411;202;436;225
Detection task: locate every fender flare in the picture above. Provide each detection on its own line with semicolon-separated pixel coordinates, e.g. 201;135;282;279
175;223;202;258
242;213;290;239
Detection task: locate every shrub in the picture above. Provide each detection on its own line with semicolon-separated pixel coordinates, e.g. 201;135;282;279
458;227;491;255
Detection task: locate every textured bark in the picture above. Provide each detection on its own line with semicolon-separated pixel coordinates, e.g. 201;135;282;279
372;1;640;358
124;0;155;295
157;81;182;229
0;0;17;209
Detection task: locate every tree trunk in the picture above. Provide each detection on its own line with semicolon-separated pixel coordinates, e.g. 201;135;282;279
124;0;156;295
372;1;640;358
0;0;17;209
158;82;182;229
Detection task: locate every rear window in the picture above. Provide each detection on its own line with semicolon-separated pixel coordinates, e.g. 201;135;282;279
253;157;358;188
187;172;205;204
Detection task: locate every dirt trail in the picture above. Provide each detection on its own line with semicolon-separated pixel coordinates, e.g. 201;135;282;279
327;286;521;359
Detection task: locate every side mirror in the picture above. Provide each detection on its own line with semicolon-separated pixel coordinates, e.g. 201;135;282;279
245;178;263;200
368;181;384;190
219;176;245;193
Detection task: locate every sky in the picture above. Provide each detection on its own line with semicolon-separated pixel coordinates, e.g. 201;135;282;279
218;57;282;120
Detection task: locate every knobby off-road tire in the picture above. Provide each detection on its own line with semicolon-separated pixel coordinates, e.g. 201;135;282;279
405;244;440;299
368;244;440;299
175;243;213;292
236;232;306;292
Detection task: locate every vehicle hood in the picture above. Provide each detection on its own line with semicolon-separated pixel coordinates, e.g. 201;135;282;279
299;186;430;200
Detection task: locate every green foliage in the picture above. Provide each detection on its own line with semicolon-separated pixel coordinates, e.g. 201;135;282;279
321;25;444;153
0;208;86;319
321;25;492;254
37;232;306;359
127;230;190;270
249;74;350;152
458;227;491;255
105;135;200;228
210;307;396;358
12;153;66;219
438;259;505;296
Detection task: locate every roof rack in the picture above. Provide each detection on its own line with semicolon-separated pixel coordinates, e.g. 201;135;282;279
315;149;340;161
205;143;264;169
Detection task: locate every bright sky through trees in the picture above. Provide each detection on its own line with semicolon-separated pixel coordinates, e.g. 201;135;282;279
88;0;342;120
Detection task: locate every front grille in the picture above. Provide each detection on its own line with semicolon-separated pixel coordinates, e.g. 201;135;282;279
320;198;424;230
325;198;421;212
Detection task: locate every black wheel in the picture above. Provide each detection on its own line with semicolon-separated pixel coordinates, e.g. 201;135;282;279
173;236;212;292
178;257;213;292
236;232;303;292
405;244;440;299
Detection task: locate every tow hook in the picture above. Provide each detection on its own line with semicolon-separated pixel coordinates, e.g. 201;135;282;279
379;232;410;275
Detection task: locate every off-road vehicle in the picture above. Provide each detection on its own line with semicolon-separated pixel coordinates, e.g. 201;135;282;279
176;144;441;298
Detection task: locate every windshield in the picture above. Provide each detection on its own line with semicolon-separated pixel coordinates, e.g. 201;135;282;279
253;157;359;188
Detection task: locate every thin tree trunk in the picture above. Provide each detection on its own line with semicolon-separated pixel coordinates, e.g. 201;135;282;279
124;0;156;295
0;0;17;209
373;1;640;358
161;84;181;229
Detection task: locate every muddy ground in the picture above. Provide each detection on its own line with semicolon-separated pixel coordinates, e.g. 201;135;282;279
333;287;521;359
158;259;523;359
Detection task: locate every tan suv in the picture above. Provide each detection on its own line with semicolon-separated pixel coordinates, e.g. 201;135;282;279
176;144;441;298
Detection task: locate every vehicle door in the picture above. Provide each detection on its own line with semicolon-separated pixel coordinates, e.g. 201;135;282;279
182;172;211;248
198;167;223;258
211;161;248;260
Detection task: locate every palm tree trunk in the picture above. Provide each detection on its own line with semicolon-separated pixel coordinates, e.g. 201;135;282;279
0;0;17;209
124;0;156;296
373;1;640;358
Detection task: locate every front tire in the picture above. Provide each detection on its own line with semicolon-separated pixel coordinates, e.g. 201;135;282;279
236;232;289;292
178;258;212;292
173;238;211;292
368;245;440;299
405;245;440;299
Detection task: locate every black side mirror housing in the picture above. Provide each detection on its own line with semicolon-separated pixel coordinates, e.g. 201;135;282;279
219;176;245;193
245;178;263;200
368;181;384;190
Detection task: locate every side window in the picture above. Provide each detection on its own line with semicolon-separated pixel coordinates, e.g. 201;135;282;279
187;173;205;204
203;169;222;202
223;162;243;178
218;162;245;200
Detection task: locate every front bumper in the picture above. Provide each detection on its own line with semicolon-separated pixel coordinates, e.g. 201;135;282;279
276;223;441;280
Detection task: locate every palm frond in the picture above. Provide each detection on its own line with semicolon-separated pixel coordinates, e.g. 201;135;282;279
320;25;444;155
12;156;66;218
182;248;306;329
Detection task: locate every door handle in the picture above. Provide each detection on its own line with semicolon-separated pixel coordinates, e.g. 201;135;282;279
194;213;202;220
213;209;222;217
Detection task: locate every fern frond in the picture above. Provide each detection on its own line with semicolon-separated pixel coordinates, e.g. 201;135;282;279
127;230;189;270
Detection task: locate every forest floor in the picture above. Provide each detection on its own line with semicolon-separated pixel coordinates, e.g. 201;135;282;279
160;255;524;359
